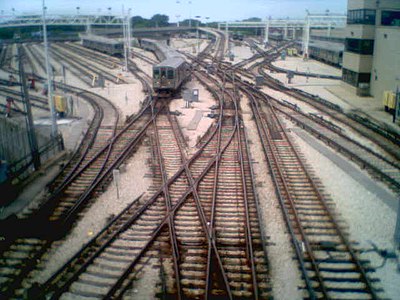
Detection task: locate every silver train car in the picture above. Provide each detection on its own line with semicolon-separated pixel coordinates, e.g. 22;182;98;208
81;34;123;56
140;39;190;95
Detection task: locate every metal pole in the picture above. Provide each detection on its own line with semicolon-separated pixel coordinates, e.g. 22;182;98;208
42;0;58;139
18;45;41;170
393;86;399;123
127;9;131;58
303;15;310;59
264;17;270;44
196;28;199;54
327;21;331;37
284;23;288;39
86;17;91;34
395;196;400;248
122;14;128;71
129;9;133;59
188;1;192;27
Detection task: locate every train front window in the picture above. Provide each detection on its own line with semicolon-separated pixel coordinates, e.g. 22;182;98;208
161;69;167;78
154;69;160;79
167;69;174;79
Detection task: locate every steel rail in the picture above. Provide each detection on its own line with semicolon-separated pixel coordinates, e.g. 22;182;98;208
105;120;238;300
235;101;259;299
108;72;237;299
246;86;379;299
42;95;236;298
203;54;378;298
152;107;183;300
257;65;400;150
249;90;324;299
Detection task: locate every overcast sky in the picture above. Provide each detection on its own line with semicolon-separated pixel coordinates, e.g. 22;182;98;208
0;0;347;21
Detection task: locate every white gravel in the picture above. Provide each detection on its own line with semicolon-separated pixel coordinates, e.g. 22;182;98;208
170;38;210;54
229;44;254;64
90;80;145;119
169;78;216;149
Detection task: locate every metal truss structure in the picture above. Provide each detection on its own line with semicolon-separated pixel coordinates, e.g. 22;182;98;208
0;14;125;28
218;14;347;57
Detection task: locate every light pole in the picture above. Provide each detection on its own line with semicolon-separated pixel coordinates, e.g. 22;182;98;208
303;10;310;60
76;6;80;15
205;16;210;27
128;8;132;57
42;0;58;139
195;15;201;28
176;1;181;27
188;1;192;27
195;16;201;54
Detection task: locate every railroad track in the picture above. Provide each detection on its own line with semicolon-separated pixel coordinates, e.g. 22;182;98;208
0;86;49;112
245;86;382;299
190;48;384;298
26;43;94;87
269;98;400;192
0;73;152;298
23;44;47;76
60;42;120;69
31;68;271;299
0;44;14;72
255;64;400;161
132;51;159;65
203;51;400;193
49;44;125;85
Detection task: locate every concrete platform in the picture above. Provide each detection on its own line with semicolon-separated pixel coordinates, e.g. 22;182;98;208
272;56;342;77
325;83;400;134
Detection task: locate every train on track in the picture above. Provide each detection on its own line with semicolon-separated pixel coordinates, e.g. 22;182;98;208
295;40;343;67
80;34;124;56
140;39;190;96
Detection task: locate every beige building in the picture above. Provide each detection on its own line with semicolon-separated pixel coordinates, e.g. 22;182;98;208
342;0;400;100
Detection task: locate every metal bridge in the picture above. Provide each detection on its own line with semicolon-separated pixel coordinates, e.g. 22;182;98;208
0;14;126;28
218;15;347;30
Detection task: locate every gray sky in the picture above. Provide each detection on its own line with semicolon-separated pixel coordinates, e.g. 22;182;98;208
0;0;347;21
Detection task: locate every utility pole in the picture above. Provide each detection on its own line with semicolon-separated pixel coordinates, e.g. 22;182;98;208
18;45;41;170
127;8;132;58
122;6;128;71
264;16;270;45
196;28;200;54
42;0;58;139
303;13;310;59
284;22;288;40
86;17;91;34
395;198;400;248
327;21;332;37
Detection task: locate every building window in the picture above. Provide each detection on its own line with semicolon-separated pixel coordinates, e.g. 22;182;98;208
345;38;374;55
342;68;371;87
347;9;376;25
381;10;400;26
